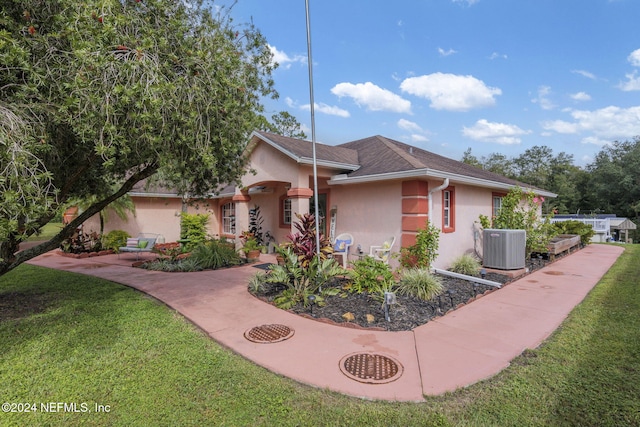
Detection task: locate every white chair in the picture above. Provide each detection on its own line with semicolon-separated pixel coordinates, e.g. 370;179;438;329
369;236;396;264
332;233;354;268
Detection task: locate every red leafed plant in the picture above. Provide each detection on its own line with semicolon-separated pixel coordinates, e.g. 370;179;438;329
286;213;333;267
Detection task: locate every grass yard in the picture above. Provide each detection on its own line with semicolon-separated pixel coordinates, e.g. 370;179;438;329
1;245;639;426
25;222;64;241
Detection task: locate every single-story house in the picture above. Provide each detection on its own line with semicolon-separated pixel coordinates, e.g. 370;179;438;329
88;131;556;268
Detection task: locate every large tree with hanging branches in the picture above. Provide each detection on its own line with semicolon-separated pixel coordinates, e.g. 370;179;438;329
0;0;276;275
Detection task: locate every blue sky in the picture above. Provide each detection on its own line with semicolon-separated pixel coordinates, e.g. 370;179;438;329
223;0;640;166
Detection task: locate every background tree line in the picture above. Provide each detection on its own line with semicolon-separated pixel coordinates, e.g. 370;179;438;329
461;137;640;240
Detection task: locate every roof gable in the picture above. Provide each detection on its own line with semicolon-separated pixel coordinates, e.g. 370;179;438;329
248;131;359;171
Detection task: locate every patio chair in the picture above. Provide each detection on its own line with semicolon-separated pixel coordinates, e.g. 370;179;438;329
118;233;158;261
332;233;354;268
369;236;396;264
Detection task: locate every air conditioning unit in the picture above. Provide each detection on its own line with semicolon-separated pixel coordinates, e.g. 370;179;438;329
483;229;526;270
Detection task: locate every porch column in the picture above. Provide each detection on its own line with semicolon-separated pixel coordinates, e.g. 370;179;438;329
287;187;313;235
232;190;251;247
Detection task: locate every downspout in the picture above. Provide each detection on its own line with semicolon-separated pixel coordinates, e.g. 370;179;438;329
428;178;449;223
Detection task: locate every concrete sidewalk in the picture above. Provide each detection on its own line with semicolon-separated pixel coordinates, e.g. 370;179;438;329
28;244;624;402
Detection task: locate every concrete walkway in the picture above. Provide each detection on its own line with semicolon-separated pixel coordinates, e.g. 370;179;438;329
28;244;624;402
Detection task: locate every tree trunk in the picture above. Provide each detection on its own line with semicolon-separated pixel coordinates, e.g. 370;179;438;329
0;163;158;277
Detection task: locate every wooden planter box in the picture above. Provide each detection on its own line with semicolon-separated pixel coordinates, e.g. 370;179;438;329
547;234;580;257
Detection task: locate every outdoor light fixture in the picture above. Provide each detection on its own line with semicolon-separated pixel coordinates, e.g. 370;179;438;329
480;268;487;279
473;282;480;297
447;289;456;308
383;291;396;322
308;294;316;315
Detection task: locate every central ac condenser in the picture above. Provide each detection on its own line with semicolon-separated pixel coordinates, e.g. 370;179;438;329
482;229;526;270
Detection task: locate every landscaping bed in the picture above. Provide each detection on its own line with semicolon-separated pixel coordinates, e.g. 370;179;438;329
250;249;577;332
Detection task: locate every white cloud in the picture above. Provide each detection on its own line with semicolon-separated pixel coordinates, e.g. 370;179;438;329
268;44;306;69
531;86;556;110
452;0;479;5
300;102;350;118
438;47;457;57
397;119;430;142
572;69;596;80
410;134;429;143
542;105;640;144
397;119;423;133
400;73;501;112
570;91;591;101
619;71;640;91
489;52;508;60
331;82;412;114
628;48;640;67
462;119;530;145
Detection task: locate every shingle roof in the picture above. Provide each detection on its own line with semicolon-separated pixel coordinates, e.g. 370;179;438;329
253;133;552;194
338;135;528;187
252;131;359;168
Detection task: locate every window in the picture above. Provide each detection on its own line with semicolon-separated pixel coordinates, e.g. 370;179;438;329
279;195;292;228
442;187;455;233
492;193;505;218
222;202;235;235
283;198;292;225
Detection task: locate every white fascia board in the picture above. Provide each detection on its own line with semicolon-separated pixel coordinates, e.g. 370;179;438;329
128;192;180;198
328;168;557;198
298;157;360;171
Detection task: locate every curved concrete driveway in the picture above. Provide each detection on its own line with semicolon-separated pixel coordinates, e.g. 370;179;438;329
29;244;624;402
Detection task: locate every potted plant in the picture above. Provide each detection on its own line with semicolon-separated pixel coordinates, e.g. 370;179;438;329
241;233;263;260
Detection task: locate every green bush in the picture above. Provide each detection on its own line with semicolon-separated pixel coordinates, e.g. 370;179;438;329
552;220;596;246
101;230;131;252
349;256;394;294
449;254;481;277
180;213;210;250
397;268;444;301
399;221;440;269
190;239;241;270
142;258;203;272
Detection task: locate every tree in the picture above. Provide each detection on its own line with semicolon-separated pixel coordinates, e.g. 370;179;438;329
582;138;640;218
259;111;307;139
0;0;276;275
461;148;482;168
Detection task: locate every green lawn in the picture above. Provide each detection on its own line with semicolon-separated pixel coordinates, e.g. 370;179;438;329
1;245;639;426
25;222;64;241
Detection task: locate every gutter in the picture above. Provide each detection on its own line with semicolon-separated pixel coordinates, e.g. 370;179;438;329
428;178;449;222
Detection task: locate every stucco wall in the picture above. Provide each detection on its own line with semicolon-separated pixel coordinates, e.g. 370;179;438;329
86;196;220;242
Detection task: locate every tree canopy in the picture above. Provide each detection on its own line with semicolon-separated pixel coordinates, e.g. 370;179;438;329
0;0;276;274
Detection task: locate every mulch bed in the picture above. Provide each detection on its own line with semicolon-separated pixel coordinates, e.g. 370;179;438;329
250;248;579;332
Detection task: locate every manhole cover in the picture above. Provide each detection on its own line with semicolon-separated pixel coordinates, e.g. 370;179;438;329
339;352;403;384
244;324;294;343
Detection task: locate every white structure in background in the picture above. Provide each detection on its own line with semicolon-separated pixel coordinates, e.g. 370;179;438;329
551;215;637;243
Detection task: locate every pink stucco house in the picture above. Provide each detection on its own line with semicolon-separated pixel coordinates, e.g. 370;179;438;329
91;130;555;268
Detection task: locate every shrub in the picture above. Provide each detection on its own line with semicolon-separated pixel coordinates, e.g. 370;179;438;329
399;221;440;269
180;212;210;250
266;247;346;309
190;239;241;270
286;213;333;267
101;230;130;252
142;258;203;272
397;268;443;301
349;256;394;294
552;220;595;246
449;254;481;277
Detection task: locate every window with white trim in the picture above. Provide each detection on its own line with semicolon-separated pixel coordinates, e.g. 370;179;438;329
283;198;292;225
222;202;235;235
